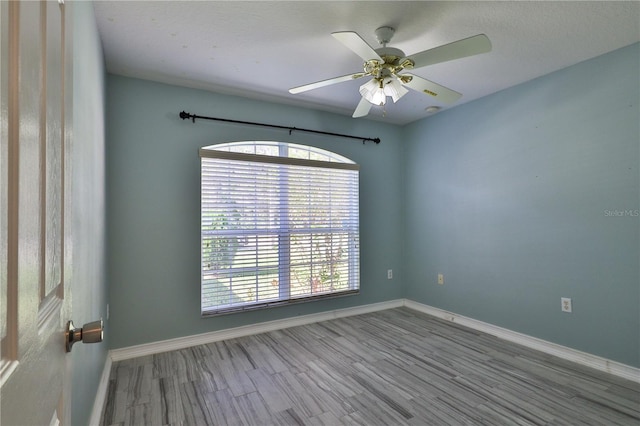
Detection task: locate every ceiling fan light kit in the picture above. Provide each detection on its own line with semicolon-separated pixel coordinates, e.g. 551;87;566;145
359;78;387;106
384;78;409;103
289;26;492;119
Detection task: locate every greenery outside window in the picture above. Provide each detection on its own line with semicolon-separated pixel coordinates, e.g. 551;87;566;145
200;141;360;316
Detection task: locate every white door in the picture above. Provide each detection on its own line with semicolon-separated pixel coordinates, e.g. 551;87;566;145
1;1;74;424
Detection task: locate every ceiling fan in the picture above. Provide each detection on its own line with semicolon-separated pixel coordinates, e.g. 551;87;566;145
289;27;492;118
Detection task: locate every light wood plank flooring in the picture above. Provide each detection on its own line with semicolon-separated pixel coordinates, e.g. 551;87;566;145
101;308;640;425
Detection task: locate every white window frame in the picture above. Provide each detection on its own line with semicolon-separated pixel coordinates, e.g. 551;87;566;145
200;141;360;316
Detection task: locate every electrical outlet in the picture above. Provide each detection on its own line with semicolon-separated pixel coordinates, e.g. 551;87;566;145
438;273;444;285
387;269;393;279
561;297;572;313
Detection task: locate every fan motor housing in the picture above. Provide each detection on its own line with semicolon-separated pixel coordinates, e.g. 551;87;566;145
375;47;405;63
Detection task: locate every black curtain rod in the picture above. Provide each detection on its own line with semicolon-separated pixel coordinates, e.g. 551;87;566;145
179;111;380;144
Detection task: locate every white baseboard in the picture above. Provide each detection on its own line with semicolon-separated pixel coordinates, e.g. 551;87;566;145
403;299;640;383
109;299;404;362
88;354;112;426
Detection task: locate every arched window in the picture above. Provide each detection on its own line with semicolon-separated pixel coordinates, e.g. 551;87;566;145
200;142;360;315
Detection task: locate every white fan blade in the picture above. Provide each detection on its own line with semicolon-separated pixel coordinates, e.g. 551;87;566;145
332;31;383;62
406;34;492;69
352;97;372;118
289;73;364;94
402;74;462;104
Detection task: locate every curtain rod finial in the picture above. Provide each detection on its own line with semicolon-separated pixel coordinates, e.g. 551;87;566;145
179;111;196;123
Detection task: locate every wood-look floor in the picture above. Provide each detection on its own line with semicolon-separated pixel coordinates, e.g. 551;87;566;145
101;308;640;425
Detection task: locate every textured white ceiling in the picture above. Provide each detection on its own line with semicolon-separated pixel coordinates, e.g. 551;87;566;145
94;1;640;125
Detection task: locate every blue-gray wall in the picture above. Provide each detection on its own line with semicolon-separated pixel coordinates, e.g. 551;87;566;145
106;75;405;349
106;43;639;368
403;43;639;367
71;2;108;425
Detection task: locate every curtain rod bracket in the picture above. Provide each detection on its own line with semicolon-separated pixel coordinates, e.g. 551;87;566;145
179;110;380;144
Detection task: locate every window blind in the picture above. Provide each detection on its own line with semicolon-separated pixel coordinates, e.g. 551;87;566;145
200;143;359;316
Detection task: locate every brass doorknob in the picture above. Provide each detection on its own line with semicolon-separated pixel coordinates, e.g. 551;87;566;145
65;319;103;353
